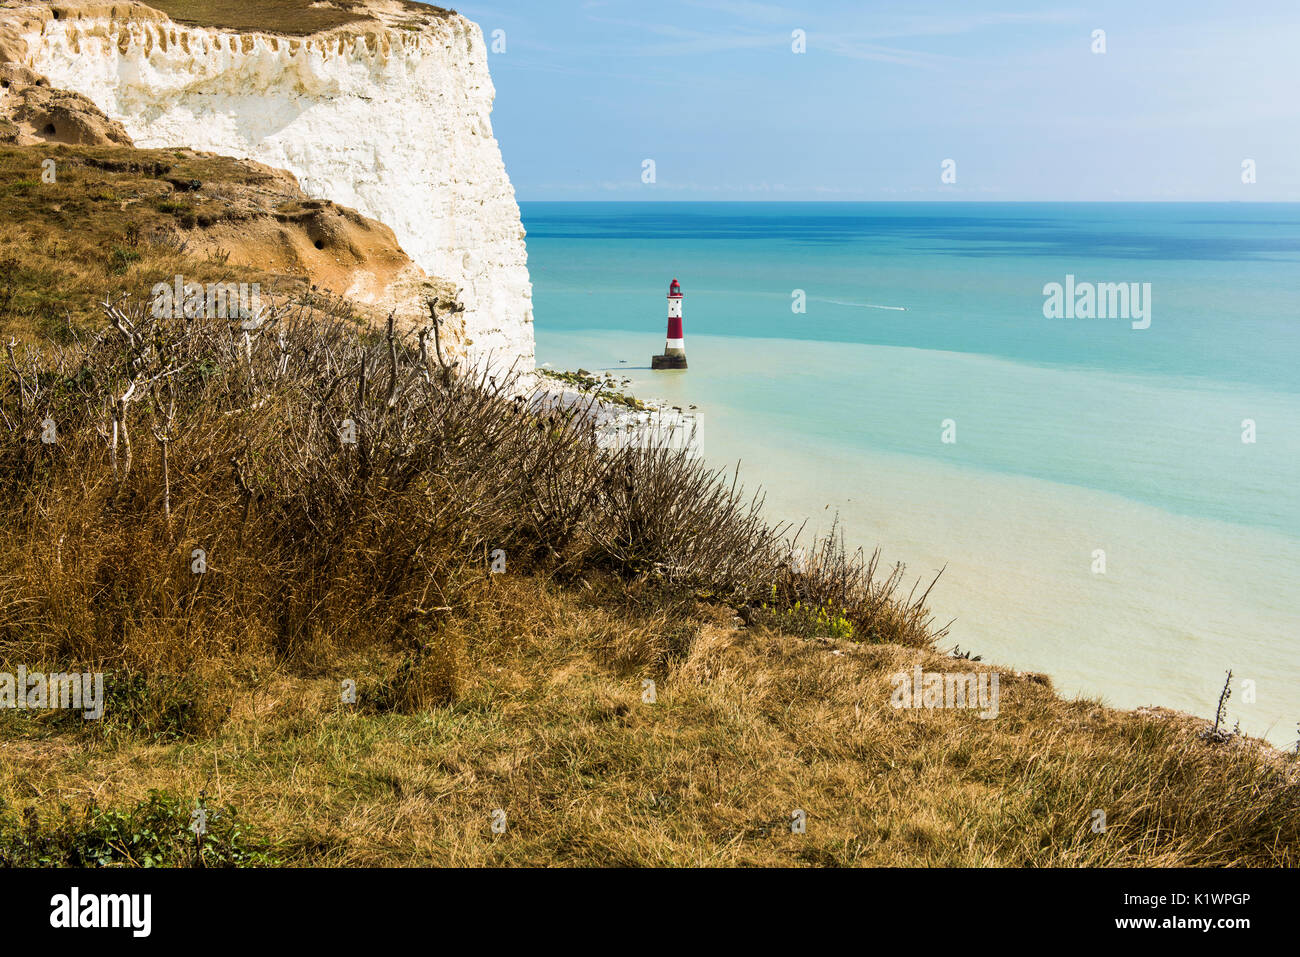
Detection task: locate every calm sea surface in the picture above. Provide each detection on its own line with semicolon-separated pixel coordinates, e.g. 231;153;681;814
523;202;1300;746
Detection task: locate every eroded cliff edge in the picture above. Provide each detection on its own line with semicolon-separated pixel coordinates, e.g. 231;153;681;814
0;0;535;368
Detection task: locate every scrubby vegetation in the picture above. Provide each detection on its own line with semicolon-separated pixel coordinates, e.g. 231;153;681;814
0;291;939;675
1;283;1297;867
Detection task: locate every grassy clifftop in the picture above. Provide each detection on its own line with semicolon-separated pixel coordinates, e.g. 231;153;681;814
47;0;456;36
1;292;1297;868
0;141;1296;868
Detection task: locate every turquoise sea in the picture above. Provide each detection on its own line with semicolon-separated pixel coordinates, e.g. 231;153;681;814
523;202;1300;747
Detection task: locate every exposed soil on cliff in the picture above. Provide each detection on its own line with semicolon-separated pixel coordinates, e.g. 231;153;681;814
0;63;131;146
0;141;462;347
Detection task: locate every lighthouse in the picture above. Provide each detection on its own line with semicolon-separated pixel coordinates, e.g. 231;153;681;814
651;278;688;370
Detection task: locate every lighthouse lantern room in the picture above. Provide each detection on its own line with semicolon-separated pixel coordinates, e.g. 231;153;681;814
651;278;688;370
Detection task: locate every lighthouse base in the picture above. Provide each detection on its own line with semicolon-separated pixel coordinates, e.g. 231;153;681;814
651;354;688;370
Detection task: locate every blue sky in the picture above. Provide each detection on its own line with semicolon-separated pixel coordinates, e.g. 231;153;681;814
450;1;1300;201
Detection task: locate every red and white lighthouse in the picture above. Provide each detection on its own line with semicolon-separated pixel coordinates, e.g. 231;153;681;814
651;278;688;370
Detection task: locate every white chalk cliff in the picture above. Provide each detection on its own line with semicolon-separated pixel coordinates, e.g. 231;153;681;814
12;3;534;368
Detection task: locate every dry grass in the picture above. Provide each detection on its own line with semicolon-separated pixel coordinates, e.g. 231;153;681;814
0;288;939;668
3;572;1297;866
1;295;1296;866
0;148;1295;868
88;1;454;37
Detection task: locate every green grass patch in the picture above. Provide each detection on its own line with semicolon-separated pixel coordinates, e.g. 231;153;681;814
0;791;281;867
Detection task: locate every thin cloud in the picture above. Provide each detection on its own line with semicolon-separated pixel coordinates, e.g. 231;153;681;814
582;15;957;67
684;2;1081;38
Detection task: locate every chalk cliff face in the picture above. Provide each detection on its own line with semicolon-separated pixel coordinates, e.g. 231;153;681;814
10;2;533;369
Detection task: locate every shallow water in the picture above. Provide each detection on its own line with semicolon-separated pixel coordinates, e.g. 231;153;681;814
525;203;1300;747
